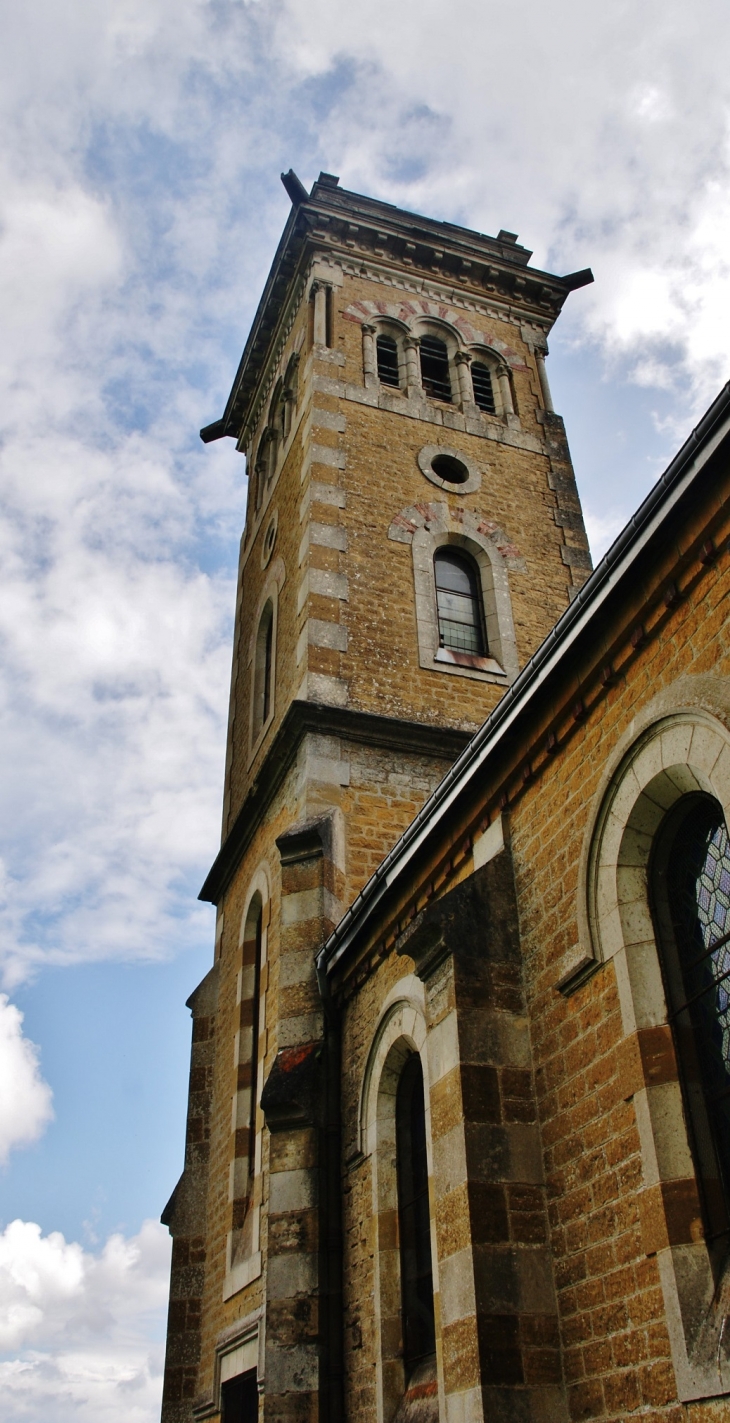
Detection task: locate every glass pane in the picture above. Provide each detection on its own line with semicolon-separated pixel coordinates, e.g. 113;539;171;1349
434;553;473;596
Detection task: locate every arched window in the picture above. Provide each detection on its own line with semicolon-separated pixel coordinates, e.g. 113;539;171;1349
253;600;274;734
434;549;486;656
471;361;496;413
230;891;264;1268
419;336;451;402
240;894;263;1176
652;794;730;1246
395;1053;435;1376
376;334;400;387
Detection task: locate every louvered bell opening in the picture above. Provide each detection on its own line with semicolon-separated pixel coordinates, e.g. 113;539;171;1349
419;337;452;402
376;335;400;387
471;362;496;413
434;549;486;655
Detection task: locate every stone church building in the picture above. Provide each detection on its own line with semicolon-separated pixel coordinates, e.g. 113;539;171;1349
160;171;730;1423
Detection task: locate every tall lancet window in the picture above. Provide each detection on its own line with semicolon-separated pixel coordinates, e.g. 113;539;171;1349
652;794;730;1248
253;600;274;734
396;1053;435;1374
419;336;451;401
376;334;400;387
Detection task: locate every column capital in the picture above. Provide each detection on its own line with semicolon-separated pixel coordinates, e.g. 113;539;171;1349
455;350;472;366
404;334;420;350
361;322;377;335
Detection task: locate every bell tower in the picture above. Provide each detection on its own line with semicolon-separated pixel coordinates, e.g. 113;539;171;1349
160;171;593;1423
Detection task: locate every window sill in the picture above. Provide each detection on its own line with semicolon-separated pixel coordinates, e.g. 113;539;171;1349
434;647;505;675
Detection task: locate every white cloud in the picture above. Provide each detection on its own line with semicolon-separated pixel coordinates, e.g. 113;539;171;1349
0;999;53;1165
0;1218;170;1423
2;0;730;988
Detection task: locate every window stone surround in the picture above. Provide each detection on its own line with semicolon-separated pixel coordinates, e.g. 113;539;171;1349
358;982;443;1423
576;678;730;1401
389;502;521;685
223;865;271;1303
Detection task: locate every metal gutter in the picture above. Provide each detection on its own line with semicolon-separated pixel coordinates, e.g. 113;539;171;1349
318;382;730;978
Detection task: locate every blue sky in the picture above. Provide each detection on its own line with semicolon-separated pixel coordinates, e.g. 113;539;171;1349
1;1;730;1417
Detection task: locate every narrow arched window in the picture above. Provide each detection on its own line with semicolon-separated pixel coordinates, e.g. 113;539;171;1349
652;794;730;1246
396;1053;435;1375
434;549;486;656
376;335;400;388
241;895;263;1172
419;336;451;402
253;600;274;734
471;362;496;413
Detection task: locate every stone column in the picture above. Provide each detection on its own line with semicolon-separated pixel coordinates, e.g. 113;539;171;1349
404;336;422;397
455;350;474;408
397;843;567;1423
498;367;516;417
312;282;329;347
361;323;377;387
261;812;345;1423
535;350;554;413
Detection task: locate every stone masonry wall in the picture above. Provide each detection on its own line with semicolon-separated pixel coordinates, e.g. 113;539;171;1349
333;457;730;1423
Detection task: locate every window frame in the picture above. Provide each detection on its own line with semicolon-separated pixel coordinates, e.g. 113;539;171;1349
433;547;488;659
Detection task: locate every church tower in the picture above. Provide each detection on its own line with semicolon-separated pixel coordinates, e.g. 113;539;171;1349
160;171;593;1423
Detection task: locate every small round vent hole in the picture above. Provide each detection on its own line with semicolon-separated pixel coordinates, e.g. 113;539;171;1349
431;453;469;485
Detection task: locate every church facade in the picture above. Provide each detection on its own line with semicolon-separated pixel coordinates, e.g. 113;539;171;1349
160;172;730;1423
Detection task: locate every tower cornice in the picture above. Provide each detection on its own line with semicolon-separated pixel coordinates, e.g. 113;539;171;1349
201;171;592;448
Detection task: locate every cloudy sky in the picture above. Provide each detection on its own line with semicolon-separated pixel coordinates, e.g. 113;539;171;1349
1;0;730;1417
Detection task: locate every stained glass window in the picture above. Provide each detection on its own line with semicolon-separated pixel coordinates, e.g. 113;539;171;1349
659;796;730;1242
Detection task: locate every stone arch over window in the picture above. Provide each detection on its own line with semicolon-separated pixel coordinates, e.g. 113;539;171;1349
580;689;730;1399
360;984;440;1423
224;863;270;1299
248;557;285;758
389;502;520;684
